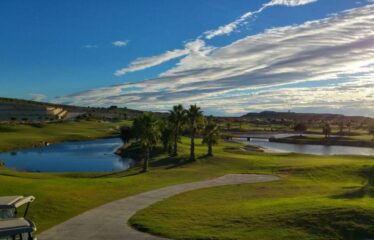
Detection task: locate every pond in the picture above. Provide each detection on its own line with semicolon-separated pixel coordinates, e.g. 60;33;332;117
243;138;374;156
0;138;134;172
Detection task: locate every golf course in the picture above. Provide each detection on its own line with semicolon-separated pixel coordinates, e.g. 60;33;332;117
1;119;374;239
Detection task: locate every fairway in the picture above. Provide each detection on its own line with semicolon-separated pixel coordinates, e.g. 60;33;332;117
1;133;374;239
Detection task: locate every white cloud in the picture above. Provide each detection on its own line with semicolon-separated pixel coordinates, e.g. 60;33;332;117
114;39;212;76
30;93;46;102
205;0;317;39
265;0;317;7
83;44;98;49
116;0;318;75
114;48;189;76
64;4;374;117
112;40;129;47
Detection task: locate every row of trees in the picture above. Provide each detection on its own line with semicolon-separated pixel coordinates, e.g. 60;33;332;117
293;122;332;138
294;121;374;140
120;104;220;172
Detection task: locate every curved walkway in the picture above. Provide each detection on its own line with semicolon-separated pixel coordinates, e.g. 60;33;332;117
38;174;279;240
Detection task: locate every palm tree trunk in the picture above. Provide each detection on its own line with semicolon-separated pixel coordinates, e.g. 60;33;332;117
208;142;213;156
173;128;179;156
190;129;195;161
143;147;149;172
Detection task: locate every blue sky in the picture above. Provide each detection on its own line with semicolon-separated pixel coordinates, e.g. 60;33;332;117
1;0;373;116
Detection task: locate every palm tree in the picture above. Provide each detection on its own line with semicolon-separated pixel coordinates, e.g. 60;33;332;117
293;122;307;136
160;120;174;153
369;124;374;141
187;104;203;161
119;125;133;145
169;104;186;156
202;119;220;156
338;121;345;136
347;120;352;134
132;113;160;172
322;122;331;139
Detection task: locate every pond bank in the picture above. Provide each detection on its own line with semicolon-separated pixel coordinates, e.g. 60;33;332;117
0;138;134;172
270;136;374;148
0;120;131;153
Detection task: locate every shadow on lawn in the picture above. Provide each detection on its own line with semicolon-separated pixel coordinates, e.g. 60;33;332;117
285;207;374;239
332;166;374;199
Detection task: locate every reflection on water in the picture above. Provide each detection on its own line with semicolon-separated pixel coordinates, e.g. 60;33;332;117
246;138;374;156
0;138;134;172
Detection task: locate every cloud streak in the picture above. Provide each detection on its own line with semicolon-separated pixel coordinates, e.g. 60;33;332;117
112;40;128;47
114;39;212;76
83;44;98;49
114;0;318;76
204;0;317;39
65;4;374;117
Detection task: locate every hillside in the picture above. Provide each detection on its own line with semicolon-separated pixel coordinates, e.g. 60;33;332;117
241;111;373;124
0;97;144;122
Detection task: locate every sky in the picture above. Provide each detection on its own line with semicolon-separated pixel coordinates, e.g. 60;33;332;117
1;0;374;116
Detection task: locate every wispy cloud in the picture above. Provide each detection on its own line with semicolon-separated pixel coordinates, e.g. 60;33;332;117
205;0;317;39
83;44;98;49
30;93;46;102
114;0;318;76
64;4;374;117
112;40;128;47
114;39;212;76
114;49;188;76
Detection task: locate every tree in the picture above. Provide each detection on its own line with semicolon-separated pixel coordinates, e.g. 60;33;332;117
293;122;307;136
369;124;374;141
202;119;220;156
169;104;187;156
160;120;174;153
226;122;231;130
347;120;352;134
322;122;331;139
119;125;133;145
132;113;160;172
187;105;203;161
338;121;345;136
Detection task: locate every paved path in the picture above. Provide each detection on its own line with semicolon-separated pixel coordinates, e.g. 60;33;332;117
38;174;279;240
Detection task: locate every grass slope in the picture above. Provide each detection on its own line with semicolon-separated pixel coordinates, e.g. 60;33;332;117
1;126;374;239
129;141;374;240
0;120;131;152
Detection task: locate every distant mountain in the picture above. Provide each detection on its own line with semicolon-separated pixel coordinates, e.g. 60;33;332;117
241;111;373;123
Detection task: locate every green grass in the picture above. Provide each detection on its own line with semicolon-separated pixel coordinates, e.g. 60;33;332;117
0;120;131;152
128;140;374;239
1;125;374;239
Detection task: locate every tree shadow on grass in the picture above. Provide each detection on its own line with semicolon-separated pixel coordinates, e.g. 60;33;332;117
0;125;17;132
150;154;193;169
286;207;374;239
332;185;374;199
332;166;374;199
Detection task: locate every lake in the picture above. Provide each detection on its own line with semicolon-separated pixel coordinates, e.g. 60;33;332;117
0;138;134;172
244;138;374;156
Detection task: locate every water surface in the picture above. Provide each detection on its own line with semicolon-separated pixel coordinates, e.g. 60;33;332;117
243;138;374;156
0;138;134;172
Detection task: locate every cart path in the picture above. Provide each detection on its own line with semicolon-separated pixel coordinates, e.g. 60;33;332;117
38;174;279;240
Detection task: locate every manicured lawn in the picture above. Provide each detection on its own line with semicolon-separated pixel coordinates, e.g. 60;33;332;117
1;123;374;238
0;137;264;232
129;141;374;239
0;120;131;152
